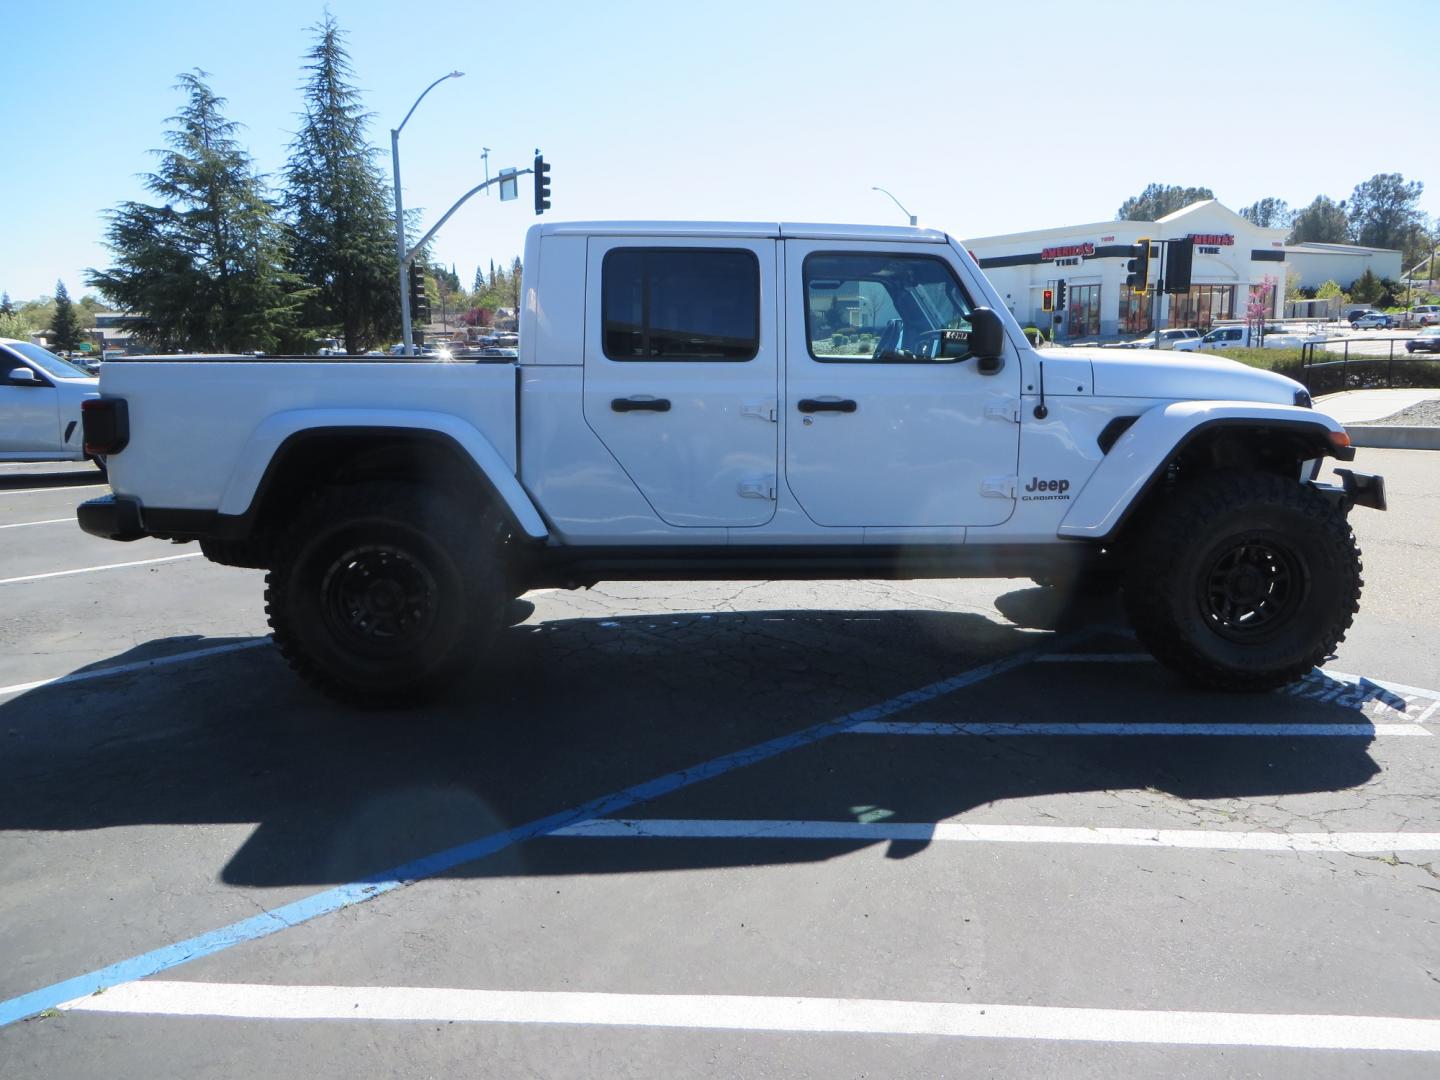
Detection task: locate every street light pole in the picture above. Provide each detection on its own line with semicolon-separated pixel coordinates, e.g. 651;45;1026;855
871;186;918;227
392;71;463;357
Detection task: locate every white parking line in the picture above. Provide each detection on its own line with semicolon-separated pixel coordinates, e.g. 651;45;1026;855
59;981;1440;1053
0;639;271;699
552;819;1440;853
0;486;98;496
0;552;202;586
0;517;73;530
849;721;1431;737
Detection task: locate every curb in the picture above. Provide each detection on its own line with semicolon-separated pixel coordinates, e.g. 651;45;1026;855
1344;425;1440;451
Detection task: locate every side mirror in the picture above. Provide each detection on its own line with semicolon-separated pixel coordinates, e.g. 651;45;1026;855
7;366;39;385
968;307;1006;374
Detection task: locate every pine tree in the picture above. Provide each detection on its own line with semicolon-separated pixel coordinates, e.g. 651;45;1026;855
0;292;13;317
87;71;299;352
283;15;399;353
51;280;81;351
473;266;484;292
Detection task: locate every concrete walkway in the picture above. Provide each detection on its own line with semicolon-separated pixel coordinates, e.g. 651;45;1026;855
1315;388;1440;450
1313;388;1440;424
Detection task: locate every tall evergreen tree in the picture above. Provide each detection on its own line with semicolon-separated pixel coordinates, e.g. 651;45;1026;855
1288;196;1350;245
88;71;299;352
1239;198;1291;229
0;292;13;317
283;15;398;353
1347;173;1424;252
473;266;484;292
1116;183;1215;222
50;280;81;351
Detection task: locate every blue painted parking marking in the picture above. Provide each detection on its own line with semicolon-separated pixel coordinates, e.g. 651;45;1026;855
0;634;1080;1028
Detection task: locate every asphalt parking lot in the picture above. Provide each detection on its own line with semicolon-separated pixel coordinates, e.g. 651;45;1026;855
2;449;1439;1078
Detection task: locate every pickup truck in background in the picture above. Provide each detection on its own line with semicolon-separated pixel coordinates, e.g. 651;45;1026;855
78;221;1385;705
1171;325;1321;353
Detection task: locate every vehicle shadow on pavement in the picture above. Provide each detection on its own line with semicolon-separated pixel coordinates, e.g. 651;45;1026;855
0;599;1385;889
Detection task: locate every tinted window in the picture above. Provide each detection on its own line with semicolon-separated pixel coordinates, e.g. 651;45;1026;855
602;248;759;361
804;252;975;363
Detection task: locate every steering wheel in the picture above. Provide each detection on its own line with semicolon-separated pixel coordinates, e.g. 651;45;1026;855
913;329;949;360
872;319;904;360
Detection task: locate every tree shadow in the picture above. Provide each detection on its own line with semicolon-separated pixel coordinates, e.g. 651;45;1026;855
0;600;1392;889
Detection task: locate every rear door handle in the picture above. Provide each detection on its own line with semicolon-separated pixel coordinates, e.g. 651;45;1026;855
611;397;672;413
797;398;857;413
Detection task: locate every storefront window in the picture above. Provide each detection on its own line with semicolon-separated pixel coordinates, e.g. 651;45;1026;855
1166;285;1235;330
1066;284;1101;338
1119;285;1153;334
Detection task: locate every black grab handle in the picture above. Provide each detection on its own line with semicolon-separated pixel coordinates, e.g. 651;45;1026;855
611;397;672;413
797;398;857;413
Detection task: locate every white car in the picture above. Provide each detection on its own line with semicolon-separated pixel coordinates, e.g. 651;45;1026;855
1119;328;1202;350
0;338;103;471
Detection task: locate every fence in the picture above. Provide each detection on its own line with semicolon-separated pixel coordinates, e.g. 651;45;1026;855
1298;338;1440;395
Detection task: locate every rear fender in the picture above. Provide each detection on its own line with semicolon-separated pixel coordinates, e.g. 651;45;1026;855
1058;401;1349;541
219;408;548;540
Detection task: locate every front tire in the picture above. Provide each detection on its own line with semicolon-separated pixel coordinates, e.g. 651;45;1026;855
266;482;504;706
1123;471;1362;691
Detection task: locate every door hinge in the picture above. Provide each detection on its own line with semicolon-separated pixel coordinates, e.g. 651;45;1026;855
985;397;1020;424
981;475;1018;499
741;400;778;423
738;475;777;500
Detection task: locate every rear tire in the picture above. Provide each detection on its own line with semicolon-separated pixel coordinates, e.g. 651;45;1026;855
1123;470;1362;691
265;482;504;707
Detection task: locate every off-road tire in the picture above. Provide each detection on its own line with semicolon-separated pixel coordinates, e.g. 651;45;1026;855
1123;470;1362;691
265;482;504;707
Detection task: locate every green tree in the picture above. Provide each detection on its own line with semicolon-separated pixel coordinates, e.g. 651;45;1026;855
0;292;13;317
1288;196;1350;244
1239;198;1291;229
283;15;399;353
50;280;82;351
1347;173;1424;251
88;71;299;352
1116;183;1215;221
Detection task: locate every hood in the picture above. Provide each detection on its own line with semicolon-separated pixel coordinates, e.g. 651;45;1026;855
1063;347;1303;405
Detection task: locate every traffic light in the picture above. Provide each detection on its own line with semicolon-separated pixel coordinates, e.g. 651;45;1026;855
1125;237;1151;292
533;152;551;216
1165;237;1195;294
409;262;431;324
1055;280;1068;311
1042;288;1053;312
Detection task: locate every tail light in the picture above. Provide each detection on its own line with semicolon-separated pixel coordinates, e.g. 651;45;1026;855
82;397;129;456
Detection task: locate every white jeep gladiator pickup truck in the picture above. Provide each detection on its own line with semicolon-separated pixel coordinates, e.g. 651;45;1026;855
78;221;1386;704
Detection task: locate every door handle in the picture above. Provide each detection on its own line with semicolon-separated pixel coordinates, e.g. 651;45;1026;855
797;398;857;413
611;397;672;413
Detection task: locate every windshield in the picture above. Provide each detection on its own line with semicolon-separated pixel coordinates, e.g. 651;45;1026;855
5;342;93;379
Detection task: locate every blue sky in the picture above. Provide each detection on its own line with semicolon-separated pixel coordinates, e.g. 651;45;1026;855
3;0;1437;303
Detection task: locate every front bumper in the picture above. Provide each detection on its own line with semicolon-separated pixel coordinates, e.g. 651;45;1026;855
1310;469;1387;512
77;495;146;541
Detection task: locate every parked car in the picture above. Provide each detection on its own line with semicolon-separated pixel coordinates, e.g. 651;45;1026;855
0;338;103;471
1406;327;1440;353
1410;305;1440;327
1350;312;1393;330
1118;328;1202;350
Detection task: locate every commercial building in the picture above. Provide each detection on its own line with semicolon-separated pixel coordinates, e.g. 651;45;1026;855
1283;242;1401;290
965;200;1289;340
